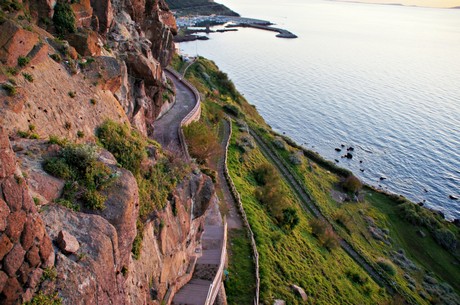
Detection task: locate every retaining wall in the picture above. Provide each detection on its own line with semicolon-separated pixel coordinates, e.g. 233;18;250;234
222;118;260;305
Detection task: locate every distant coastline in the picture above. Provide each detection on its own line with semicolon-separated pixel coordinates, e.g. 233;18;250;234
329;0;460;9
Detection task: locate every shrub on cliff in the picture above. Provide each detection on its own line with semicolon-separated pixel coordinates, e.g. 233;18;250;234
376;258;397;276
434;228;457;252
253;162;278;185
97;120;147;175
342;175;362;193
53;1;76;35
43;144;114;210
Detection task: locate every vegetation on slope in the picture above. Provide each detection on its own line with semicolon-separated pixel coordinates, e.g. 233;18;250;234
178;55;388;304
178;54;460;304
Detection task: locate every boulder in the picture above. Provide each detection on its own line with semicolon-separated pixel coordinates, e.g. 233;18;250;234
2;277;21;302
5;210;27;242
126;53;162;86
71;0;94;28
0;127;16;179
274;300;286;305
0;198;10;231
0;234;13;261
0;271;7;292
3;243;26;277
291;284;308;301
26;246;42;268
41;205;127;305
66;31;101;56
0;20;39;66
57;230;80;254
191;174;215;218
91;167;138;267
90;0;113;34
21;216;45;251
82;56;123;93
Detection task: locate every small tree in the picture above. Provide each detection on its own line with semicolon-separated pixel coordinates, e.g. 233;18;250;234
342;175;362;193
281;208;299;230
183;121;221;164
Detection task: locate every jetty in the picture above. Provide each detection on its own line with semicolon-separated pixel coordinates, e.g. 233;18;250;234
227;23;297;38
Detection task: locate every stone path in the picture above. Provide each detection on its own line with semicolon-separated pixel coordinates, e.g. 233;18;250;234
172;200;225;305
152;70;196;156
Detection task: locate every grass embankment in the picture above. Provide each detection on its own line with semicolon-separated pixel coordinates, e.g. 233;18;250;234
253;107;460;304
178;55;389;304
227;125;388;304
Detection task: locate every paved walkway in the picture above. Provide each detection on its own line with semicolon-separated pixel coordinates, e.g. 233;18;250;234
172;201;225;305
152;70;196;156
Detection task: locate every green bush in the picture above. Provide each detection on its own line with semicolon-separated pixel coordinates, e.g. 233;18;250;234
223;104;240;117
253;163;277;186
434;228;457;252
281;208;299;230
17;56;30;67
60;144;96;175
376;258;397;276
43;144;114;211
50;53;62;62
2;83;16;96
97;120;147;175
48;135;68;146
23;72;34;82
131;220;144;259
25;292;62;305
342;175;362;193
53;1;76;35
54;198;80;212
83;190;106;210
43;157;75;180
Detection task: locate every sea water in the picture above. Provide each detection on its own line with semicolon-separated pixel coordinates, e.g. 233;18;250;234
179;0;460;219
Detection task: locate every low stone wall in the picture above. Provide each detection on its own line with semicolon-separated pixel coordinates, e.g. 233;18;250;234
222;118;260;305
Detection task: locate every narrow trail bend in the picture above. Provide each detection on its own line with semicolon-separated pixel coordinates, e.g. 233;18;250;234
152;70;196;156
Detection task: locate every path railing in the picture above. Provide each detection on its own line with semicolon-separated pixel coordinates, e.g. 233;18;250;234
204;219;228;305
222;118;260;305
165;67;201;161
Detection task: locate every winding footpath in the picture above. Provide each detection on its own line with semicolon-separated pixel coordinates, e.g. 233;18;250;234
152;69;197;157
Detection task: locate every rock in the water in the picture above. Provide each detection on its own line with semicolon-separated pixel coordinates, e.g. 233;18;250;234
344;153;353;159
380;176;387;181
335;148;341;152
57;230;80;254
347;146;354;151
291;284;308;301
449;195;458;200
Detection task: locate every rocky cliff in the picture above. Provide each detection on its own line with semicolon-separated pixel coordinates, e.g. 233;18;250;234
0;1;217;304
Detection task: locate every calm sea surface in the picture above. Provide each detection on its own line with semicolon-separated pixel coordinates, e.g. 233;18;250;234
179;0;460;219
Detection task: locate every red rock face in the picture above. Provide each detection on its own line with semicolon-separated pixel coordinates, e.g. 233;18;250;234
0;128;53;304
90;0;113;34
0;20;39;66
